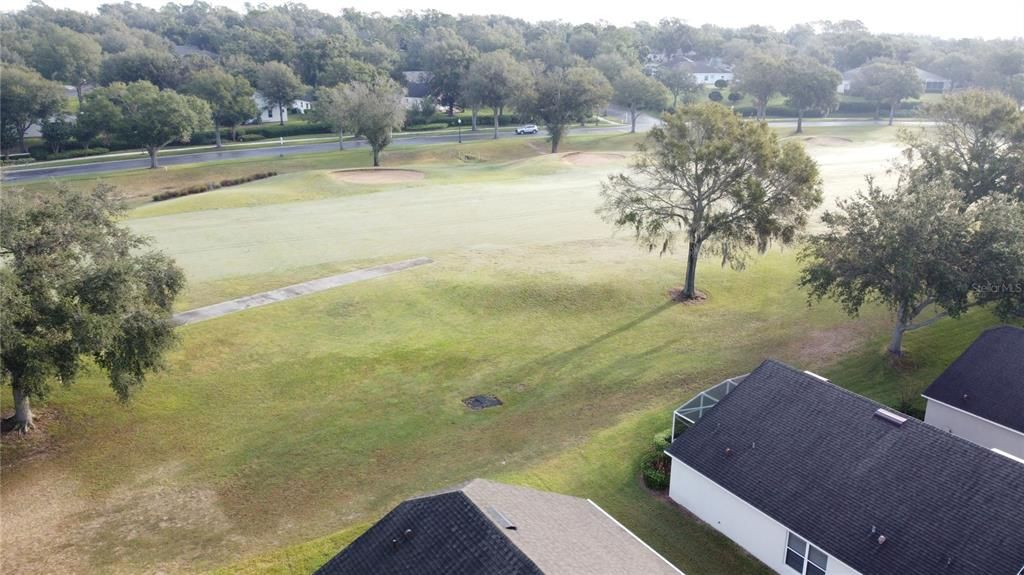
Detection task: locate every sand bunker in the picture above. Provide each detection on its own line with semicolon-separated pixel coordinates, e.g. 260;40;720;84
330;168;425;184
562;152;625;166
802;136;853;146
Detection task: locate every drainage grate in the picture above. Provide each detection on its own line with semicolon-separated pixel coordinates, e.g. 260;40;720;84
463;395;503;410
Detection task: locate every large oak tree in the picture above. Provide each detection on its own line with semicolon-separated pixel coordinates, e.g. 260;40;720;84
522;65;612;153
1;186;185;432
599;103;823;299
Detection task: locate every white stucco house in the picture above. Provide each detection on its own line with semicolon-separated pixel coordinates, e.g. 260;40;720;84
252;92;313;124
401;70;433;110
666;359;1024;575
837;66;950;94
922;325;1024;459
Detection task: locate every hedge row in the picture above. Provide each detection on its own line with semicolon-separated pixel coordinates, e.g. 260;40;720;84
733;99;922;119
152;171;278;202
28;146;111;161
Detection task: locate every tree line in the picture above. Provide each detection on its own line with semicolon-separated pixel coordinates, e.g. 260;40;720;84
4;5;1023;163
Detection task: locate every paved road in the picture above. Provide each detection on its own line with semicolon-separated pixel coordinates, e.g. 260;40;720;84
1;124;626;184
2;116;924;184
173;256;433;326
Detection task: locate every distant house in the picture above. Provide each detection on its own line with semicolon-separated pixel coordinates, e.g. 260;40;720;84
837;66;950;94
402;70;432;110
251;92;313;124
681;61;734;86
315;478;683;574
666;359;1024;575
922;326;1024;459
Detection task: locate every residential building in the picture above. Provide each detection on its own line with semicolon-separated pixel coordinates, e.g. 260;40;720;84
315;478;683;574
666;359;1024;575
837;66;950;94
922;325;1024;459
402;70;432;109
252;92;313;124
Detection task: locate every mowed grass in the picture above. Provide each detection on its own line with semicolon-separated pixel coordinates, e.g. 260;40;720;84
2;126;980;575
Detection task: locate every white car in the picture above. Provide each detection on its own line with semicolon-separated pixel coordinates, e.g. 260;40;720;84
515;124;539;135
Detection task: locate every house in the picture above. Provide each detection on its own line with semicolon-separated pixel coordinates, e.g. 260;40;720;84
402;70;432;110
681;61;734;86
837;66;950;94
315;478;683;574
666;359;1024;575
251;92;313;124
922;326;1024;459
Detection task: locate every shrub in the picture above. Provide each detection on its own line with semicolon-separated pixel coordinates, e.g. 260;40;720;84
640;450;671;491
152;171;278;202
239;134;266;142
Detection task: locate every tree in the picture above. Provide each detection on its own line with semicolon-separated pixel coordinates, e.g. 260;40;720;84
1;185;185;431
86;81;212;168
714;78;728;89
902;90;1024;205
74;90;119;149
521;65;612;153
314;83;356;150
345;77;406;166
781;58;841;133
185;68;258;147
658;65;700;108
850;60;920;125
0;65;65;153
28;25;102;104
799;177;1024;356
613;69;669;133
256;61;303;126
460;50;534;139
708;90;724;102
100;49;182;89
599;103;823;300
733;52;785;120
421;28;477;115
41;117;73;153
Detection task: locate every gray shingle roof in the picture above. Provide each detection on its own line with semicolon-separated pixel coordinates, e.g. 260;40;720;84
922;325;1024;433
316;479;682;574
667;359;1024;575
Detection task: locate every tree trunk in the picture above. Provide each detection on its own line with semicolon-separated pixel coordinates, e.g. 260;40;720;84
672;92;679;108
76;84;85;106
372;147;380;167
550;132;561;153
279;104;285;126
9;386;35;432
630;103;637;133
888;321;907;356
796;108;803;134
493;111;500;140
214;123;222;148
683;239;702;299
231;125;238;141
338;128;344;150
148;146;159;168
888;101;896;126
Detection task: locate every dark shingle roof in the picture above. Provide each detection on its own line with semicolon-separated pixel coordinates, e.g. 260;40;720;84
314;490;543;575
315;479;682;574
922;326;1024;433
667;359;1024;575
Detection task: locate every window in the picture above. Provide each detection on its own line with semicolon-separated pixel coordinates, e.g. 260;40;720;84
785;532;828;575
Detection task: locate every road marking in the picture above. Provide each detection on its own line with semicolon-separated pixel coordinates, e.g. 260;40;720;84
172;257;433;326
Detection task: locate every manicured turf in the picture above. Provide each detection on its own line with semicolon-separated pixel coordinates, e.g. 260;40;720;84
4;126;998;575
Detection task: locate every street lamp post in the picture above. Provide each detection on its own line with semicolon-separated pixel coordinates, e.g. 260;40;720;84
458;118;462;144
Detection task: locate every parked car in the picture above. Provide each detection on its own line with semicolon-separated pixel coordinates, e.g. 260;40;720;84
515;124;539;135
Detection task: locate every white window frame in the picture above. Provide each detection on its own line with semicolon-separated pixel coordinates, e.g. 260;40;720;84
784;531;828;575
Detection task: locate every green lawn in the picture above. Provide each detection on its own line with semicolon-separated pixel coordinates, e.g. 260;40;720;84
3;126;998;575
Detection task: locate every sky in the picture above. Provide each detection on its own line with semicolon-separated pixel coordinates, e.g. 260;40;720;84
8;0;1024;40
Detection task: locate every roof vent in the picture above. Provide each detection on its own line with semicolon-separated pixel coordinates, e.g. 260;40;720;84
485;506;516;530
874;408;907;427
803;370;829;382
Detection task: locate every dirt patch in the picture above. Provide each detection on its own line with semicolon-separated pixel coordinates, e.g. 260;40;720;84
562;152;625;166
330;168;425;184
668;288;709;304
782;321;875;367
802;136;853;146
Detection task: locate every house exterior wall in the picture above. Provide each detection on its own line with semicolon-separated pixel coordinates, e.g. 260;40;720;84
668;456;861;575
694;72;733;85
924;399;1024;459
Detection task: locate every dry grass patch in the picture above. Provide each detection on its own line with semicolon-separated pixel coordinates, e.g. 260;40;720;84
562;152;626;166
329;168;425;184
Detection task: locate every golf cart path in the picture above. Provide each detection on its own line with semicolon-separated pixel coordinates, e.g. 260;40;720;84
173;256;433;326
